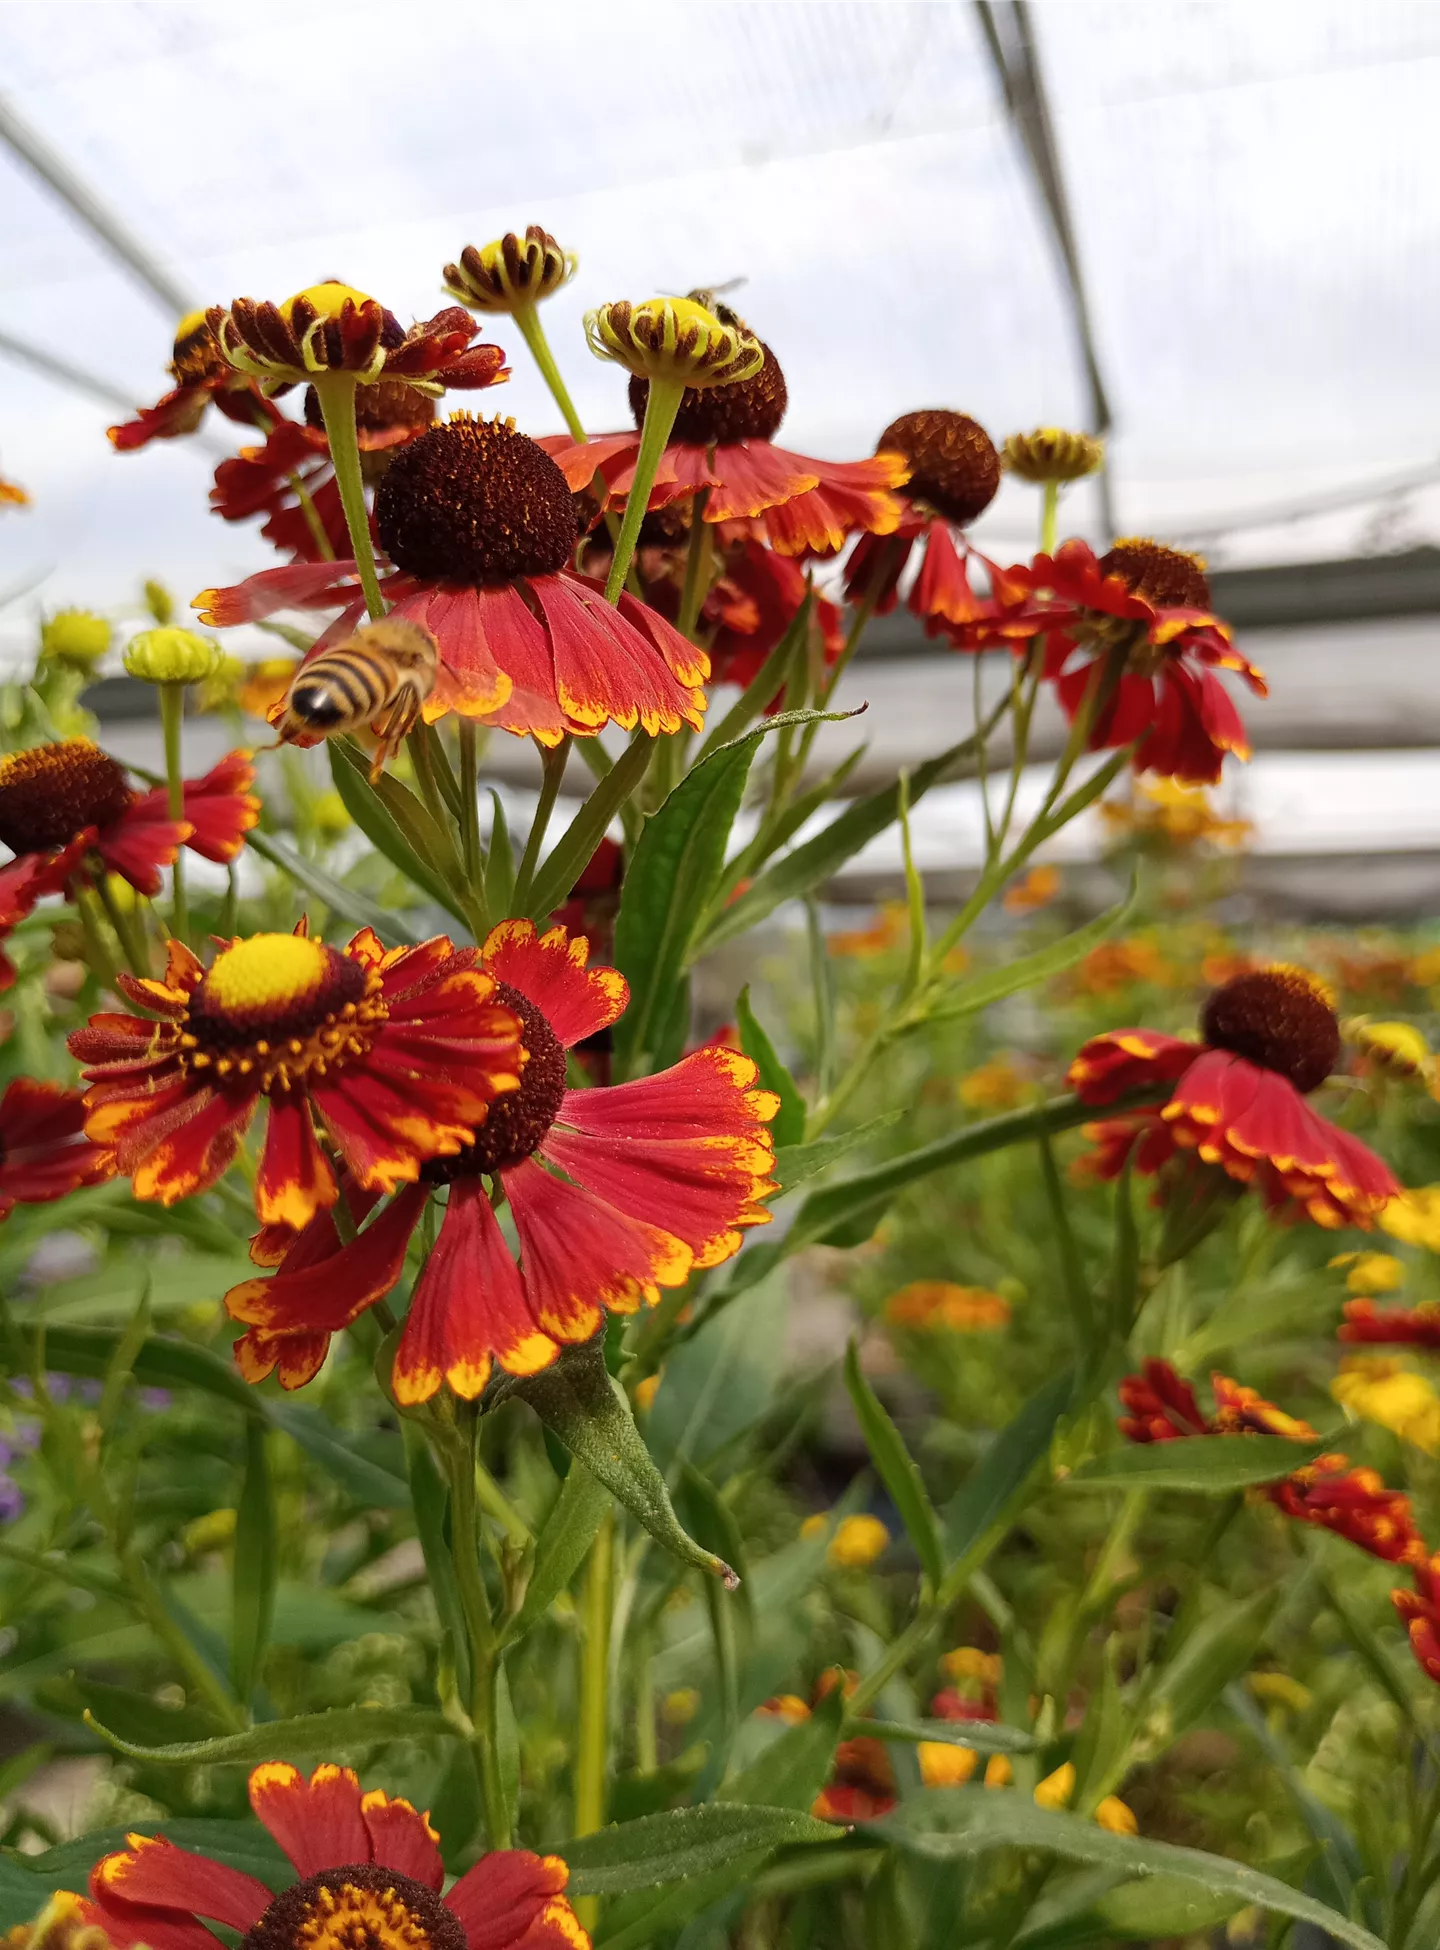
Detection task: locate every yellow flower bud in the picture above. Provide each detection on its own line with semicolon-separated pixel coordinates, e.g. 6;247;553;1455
826;1513;890;1569
1247;1671;1312;1713
1094;1794;1138;1834
983;1753;1013;1788
585;296;764;389
633;1371;662;1413
941;1647;1004;1687
8;1890;121;1950
40;608;111;668
124;626;219;685
919;1740;979;1787
1033;1761;1076;1810
1344;1015;1433;1080
661;1687;700;1726
800;1512;829;1541
1002;427;1105;484
444;227;577;314
1329;1249;1406;1294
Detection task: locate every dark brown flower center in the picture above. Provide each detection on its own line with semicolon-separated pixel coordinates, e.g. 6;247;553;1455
181;934;386;1092
1099;538;1211;611
0;740;132;856
879;410;1000;526
1200;966;1340;1094
375;417;577;584
629;341;788;445
243;1862;464;1950
425;982;566;1178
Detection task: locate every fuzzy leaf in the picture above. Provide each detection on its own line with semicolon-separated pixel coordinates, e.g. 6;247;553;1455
561;1804;841;1896
83;1704;458;1765
843;1340;945;1589
1068;1435;1326;1493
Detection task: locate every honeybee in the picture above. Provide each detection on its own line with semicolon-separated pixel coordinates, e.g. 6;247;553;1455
277;618;439;780
682;279;749;331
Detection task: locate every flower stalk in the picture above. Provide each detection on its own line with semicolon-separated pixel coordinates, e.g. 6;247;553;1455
311;373;386;620
603;378;684;606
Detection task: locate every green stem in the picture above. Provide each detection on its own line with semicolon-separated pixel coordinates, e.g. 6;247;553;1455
458;721;482;888
573;1512;614;1930
447;1425;511;1847
121;1545;247;1729
511;738;571;912
72;884;120;992
312;372;385;621
603;379;684;606
406;726;449;831
94;872;148;976
287;471;336;563
675;489;714;640
512;302;587;443
635;1631;658;1774
159;681;188;942
1040;479;1059;556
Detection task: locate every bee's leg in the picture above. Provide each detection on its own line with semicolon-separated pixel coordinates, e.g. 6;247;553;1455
367;691;422;782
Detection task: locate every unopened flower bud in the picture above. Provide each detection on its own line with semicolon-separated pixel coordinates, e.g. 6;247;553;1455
585;296;763;389
143;578;175;625
1345;1016;1433;1080
444;227;576;314
1003;427;1105;484
123;626;219;685
41;609;111;669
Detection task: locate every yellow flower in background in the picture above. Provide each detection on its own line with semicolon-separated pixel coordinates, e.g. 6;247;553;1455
1332;1358;1440;1455
634;1372;662;1413
1101;776;1251;851
941;1646;1003;1688
1381;1186;1440;1253
983;1754;1013;1788
662;1688;700;1726
827;1513;890;1569
1247;1671;1313;1714
239;656;301;720
885;1281;1011;1334
1003;864;1060;914
919;1740;979;1787
958;1055;1034;1112
1095;1795;1139;1834
1343;1016;1433;1082
1330;1250;1405;1295
759;1693;811;1725
1033;1762;1075;1809
829;902;908;959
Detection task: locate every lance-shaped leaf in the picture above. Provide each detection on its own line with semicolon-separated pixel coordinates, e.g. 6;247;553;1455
1067;1435;1326;1493
876;1790;1386;1950
735;987;805;1148
857;1716;1035;1755
560;1804;841;1896
329;740;465;919
505;1460;610;1643
267;1401;409;1509
843;1340;944;1589
245;829;420;946
719;1685;845;1813
523;733;652;923
231;1421;276;1706
613;710;855;1074
511;1341;738;1584
83;1704;459;1765
944;1368;1074;1580
922;873;1140;1028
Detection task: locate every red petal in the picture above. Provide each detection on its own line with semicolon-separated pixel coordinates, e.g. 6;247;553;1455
98;798;190;896
194;560;360;627
1067;1030;1201;1105
178;749;261;862
481;919;627;1048
226;1185;427;1334
360;1790;444;1887
503;1157;692;1331
249;1761;369;1875
701;441;818;521
444;1850;582;1950
92;1834;269;1930
256;1096;338;1230
528;575;704;737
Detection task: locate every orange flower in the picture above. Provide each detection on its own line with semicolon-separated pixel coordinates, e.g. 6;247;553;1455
69;926;524;1230
1340;1298;1440;1349
1003;864;1060;914
74;1761;588;1950
1068;934;1174;995
885;1281;1010;1333
829;903;908;959
957;1055;1035;1112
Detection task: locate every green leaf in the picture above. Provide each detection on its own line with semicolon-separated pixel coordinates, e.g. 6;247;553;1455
329;740;463;919
924;875;1141;1027
843;1340;944;1589
402;1421;472;1700
7;1819;291;1898
1145;1587;1277;1736
693;593;813;762
506;1460;610;1643
614;710;853;1073
523;732;652;924
511;1341;736;1584
1067;1436;1324;1494
561;1804;841;1896
268;1401;409;1509
83;1703;459;1765
700;718;997;953
231;1422;276;1706
720;1686;845;1811
485;789;516;914
244;829;420;945
734;987;804;1148
1092;1874;1248;1939
772;1113;902;1193
878;1789;1386;1950
596;1852;776;1950
944;1369;1073;1578
858;1717;1035;1756
10;1326;264;1418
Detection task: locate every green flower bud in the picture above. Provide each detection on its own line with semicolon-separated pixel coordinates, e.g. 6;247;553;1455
143;579;175;626
123;627;219;685
40;609;111;668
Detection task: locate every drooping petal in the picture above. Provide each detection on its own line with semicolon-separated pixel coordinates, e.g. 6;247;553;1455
194;559;363;627
226;1184;427;1335
249;1760;370;1875
504;1157;692;1333
392;1179;558;1404
96;798;191;897
1067;1029;1202;1105
91;1834;270;1931
176;750;261;861
444;1849;587;1950
360;1789;445;1888
528;574;705;736
118;1086;256;1206
256;1095;338;1230
0;1077;114;1214
480;919;628;1049
79;1895;225;1950
390;584;513;720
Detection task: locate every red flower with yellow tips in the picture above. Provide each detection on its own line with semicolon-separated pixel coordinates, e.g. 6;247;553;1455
68;926;525;1231
953;538;1266;784
197;417;709;747
0;741;258;990
844;410;1002;632
542;314;909;558
223;920;779;1399
72;1760;588;1950
1341;1298;1440;1348
0;1079;113;1219
108;310;277;452
1070;965;1398;1229
1396;1552;1440;1685
208;282;508;396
